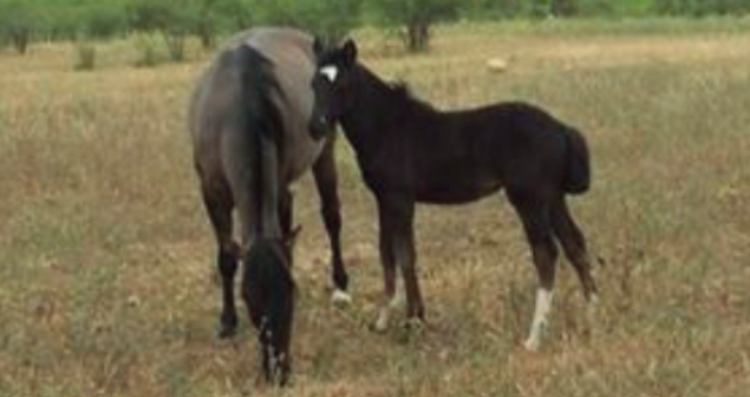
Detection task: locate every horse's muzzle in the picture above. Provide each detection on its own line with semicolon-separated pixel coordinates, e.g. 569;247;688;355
309;116;333;140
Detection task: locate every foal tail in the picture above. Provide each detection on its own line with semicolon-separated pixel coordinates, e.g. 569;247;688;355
563;127;591;194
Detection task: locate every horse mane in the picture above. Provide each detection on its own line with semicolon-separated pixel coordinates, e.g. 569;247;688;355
356;65;436;117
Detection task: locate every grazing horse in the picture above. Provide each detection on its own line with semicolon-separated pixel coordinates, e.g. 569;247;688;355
309;39;599;351
189;28;351;383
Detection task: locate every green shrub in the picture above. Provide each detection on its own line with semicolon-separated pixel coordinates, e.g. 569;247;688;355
134;33;165;68
74;41;97;71
369;0;460;52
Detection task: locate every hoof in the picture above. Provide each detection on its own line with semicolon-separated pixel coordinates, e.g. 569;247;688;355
523;337;540;352
372;306;391;333
402;317;426;333
217;321;238;339
371;321;388;334
373;322;388;333
331;289;352;307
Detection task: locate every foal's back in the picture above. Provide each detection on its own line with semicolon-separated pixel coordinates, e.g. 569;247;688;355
388;101;575;202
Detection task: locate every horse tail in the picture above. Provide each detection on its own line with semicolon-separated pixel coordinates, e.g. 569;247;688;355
563;126;591;195
232;44;283;237
242;239;295;334
242;239;295;382
233;44;293;383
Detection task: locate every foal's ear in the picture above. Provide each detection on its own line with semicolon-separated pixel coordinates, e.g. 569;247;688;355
312;36;325;58
341;38;358;66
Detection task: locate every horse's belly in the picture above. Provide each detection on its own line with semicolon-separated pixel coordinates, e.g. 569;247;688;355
416;181;503;204
280;136;325;183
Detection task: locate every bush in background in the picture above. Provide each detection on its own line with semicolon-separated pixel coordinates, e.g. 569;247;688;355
251;0;363;42
0;0;45;54
368;0;460;52
1;0;750;57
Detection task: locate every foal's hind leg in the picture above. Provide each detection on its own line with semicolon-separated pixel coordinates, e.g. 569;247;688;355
507;189;558;351
201;184;240;338
550;198;599;303
312;140;350;305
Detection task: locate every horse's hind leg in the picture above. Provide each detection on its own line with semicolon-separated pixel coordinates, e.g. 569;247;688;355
550;197;598;303
280;187;293;238
507;189;558;351
312;140;350;304
201;183;240;338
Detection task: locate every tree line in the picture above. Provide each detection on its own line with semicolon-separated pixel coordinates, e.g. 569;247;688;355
1;0;749;56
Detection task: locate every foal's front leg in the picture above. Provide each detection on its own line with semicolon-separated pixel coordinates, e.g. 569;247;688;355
312;140;350;305
374;196;422;331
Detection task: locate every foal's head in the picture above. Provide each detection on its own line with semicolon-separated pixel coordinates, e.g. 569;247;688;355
309;38;359;139
241;229;300;385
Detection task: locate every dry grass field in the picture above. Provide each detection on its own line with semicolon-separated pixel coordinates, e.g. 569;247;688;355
1;19;749;396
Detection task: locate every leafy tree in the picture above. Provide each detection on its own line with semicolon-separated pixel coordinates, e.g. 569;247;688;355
212;0;254;32
128;0;198;61
194;0;220;48
370;0;460;52
458;0;525;20
251;0;362;42
0;0;44;54
82;3;128;40
653;0;750;15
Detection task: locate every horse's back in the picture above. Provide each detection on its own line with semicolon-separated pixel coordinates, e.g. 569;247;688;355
244;29;324;181
190;27;324;186
189;42;246;184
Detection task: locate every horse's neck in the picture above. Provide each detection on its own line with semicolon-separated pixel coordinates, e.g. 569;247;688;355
340;66;427;153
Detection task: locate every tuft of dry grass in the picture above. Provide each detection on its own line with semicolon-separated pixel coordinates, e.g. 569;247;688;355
2;20;750;396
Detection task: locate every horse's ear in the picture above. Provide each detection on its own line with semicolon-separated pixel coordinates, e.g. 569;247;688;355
341;38;358;66
313;36;325;58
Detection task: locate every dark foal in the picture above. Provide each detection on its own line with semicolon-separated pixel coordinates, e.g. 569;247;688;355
310;39;598;350
189;28;351;384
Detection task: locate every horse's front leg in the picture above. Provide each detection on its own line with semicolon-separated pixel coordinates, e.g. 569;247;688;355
390;200;423;322
312;140;350;305
374;195;420;331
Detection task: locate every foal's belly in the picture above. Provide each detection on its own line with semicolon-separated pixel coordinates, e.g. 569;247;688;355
415;180;504;204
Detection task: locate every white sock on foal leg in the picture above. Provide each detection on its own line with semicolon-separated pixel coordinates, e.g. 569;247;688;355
331;289;352;306
524;288;554;351
375;276;405;332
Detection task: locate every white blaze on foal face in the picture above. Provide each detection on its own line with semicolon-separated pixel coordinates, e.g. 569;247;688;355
319;65;339;83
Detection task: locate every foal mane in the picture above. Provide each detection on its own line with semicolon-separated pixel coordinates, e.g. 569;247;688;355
355;64;436;118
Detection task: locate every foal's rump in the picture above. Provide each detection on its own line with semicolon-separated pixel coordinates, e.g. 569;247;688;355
482;102;591;196
562;126;590;194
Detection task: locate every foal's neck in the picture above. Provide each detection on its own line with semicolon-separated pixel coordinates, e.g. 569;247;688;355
340;65;432;147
